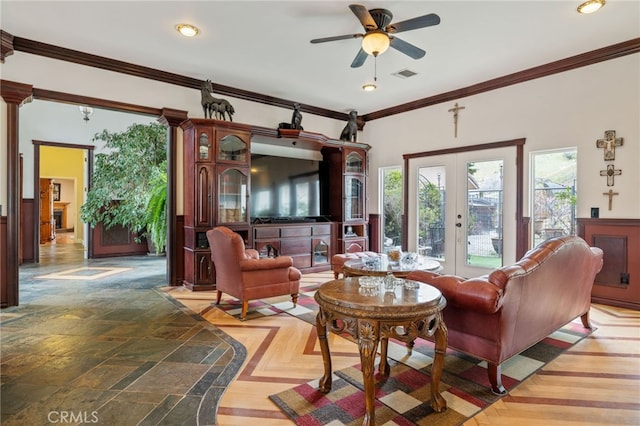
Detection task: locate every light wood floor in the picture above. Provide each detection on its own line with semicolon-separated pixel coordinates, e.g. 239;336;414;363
174;271;640;425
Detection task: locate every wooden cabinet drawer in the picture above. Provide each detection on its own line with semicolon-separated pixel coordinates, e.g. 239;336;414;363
313;224;331;235
291;254;312;269
281;238;311;254
281;226;312;238
254;227;280;239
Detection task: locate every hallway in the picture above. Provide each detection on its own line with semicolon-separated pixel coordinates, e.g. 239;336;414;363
2;249;245;425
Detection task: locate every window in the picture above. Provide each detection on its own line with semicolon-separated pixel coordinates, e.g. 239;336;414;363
531;148;577;247
380;166;403;252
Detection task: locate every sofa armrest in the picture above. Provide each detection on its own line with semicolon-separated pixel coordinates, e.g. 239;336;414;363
289;266;302;281
239;256;293;271
407;271;504;314
244;249;260;259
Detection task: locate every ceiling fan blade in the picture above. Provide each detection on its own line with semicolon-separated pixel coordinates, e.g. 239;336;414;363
350;48;368;68
387;13;440;33
310;33;361;44
349;4;377;30
390;37;426;59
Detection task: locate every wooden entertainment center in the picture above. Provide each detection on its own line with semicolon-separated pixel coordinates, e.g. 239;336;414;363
181;119;370;290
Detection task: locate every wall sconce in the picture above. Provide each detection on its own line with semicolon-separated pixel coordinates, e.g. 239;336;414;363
79;105;93;123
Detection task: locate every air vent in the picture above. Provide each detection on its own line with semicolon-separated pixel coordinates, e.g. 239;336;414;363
392;69;418;79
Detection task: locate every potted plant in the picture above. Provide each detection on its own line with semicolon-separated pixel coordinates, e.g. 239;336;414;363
80;122;167;251
144;167;167;255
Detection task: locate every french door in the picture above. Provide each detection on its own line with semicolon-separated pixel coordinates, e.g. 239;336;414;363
407;147;517;277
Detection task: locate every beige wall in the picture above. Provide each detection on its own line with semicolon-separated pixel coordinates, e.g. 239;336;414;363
363;54;640;220
1;50;639;239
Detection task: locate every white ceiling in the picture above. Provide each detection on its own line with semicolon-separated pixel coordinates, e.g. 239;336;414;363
2;1;639;115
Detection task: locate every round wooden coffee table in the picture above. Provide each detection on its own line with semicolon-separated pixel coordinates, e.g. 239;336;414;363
314;277;447;426
342;257;442;278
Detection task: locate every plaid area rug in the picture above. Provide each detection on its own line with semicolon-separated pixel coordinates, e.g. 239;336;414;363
212;279;593;425
269;323;592;425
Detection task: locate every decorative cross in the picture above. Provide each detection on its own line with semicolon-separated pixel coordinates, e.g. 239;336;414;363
596;130;623;161
448;102;465;138
603;189;619;211
599;164;621;186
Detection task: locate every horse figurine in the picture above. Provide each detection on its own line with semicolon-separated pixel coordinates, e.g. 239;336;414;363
200;79;235;121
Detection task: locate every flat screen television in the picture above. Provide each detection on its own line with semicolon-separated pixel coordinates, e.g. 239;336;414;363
250;154;323;220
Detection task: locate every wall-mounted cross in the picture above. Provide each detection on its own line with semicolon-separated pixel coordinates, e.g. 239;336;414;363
603;189;619;211
448;102;465;138
595;130;623;161
599;164;621;186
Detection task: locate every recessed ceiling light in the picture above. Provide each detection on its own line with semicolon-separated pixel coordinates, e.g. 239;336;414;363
362;83;377;92
176;24;199;37
577;0;605;14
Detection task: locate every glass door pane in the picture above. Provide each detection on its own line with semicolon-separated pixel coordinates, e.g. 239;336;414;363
218;134;247;162
465;160;503;269
417;166;446;260
218;168;247;223
345;176;363;220
380;167;403;252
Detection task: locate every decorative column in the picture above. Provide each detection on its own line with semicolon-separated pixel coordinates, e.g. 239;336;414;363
1;80;33;307
159;108;188;286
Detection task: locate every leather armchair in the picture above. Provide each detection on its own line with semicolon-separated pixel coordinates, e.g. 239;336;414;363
206;226;301;320
408;236;603;394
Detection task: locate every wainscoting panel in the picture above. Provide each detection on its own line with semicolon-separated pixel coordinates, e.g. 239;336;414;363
21;198;35;263
578;218;640;310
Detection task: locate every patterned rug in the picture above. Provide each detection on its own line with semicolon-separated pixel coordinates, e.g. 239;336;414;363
268;323;592;425
213;279;594;425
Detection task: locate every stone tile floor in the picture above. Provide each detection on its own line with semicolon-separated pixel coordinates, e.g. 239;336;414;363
1;243;246;425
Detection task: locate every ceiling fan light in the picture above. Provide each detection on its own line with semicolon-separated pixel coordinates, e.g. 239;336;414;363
362;83;377;92
577;0;605;14
176;23;199;37
362;31;390;56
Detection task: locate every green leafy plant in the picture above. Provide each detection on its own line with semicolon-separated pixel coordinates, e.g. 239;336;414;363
144;167;167;255
80;122;167;246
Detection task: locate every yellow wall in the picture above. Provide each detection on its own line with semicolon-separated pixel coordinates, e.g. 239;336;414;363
40;146;85;241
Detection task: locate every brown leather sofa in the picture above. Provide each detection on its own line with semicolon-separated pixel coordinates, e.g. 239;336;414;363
206;226;301;320
407;236;603;394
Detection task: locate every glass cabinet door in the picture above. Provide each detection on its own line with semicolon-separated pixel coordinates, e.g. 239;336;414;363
344;176;364;221
345;151;364;173
218;167;248;223
198;130;213;161
218;134;248;162
313;239;329;265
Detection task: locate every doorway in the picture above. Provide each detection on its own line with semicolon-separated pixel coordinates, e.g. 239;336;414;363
404;140;524;277
34;142;91;262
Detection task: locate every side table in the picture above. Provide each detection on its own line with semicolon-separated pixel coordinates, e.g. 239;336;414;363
314;277;448;426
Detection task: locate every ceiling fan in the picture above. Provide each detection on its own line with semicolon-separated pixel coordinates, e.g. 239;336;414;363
310;4;440;68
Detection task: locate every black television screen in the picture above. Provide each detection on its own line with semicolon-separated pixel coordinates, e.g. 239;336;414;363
250;154;321;219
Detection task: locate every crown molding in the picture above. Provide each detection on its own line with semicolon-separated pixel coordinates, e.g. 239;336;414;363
10;35;351;123
5;33;639;123
363;38;640;122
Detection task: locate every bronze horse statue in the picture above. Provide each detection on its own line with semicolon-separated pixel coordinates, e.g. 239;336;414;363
200;79;235;121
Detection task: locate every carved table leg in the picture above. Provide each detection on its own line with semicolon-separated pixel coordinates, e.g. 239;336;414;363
358;319;380;426
316;308;332;393
378;337;390;376
430;312;448;413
